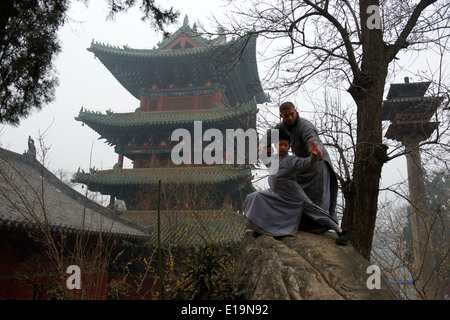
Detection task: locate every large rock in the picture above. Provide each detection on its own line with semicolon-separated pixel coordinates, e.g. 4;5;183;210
236;230;397;300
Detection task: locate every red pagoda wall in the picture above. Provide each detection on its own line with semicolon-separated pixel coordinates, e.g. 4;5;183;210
140;91;222;112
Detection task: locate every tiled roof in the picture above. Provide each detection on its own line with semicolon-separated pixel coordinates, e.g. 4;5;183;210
86;17;269;105
157;15;213;50
88;15;241;60
386;81;431;99
0;148;149;241
75;101;257;130
72;166;253;187
382;96;443;121
120;209;246;247
384;121;439;141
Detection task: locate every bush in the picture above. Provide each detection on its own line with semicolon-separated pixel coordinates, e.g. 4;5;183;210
168;243;241;300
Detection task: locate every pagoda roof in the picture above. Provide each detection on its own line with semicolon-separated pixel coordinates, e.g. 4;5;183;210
382;95;443;121
76;101;256;130
87;16;268;105
72;166;253;192
386;79;431;100
384;122;439;142
120;209;246;247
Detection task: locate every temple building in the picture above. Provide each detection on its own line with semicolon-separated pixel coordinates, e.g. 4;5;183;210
0;145;149;299
73;16;268;245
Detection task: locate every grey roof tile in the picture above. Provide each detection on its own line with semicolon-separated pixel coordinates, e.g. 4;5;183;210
0;148;149;241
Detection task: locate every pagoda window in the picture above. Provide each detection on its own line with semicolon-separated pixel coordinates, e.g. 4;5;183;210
140;157;151;168
134;158;141;168
201;95;213;109
158;153;176;167
165;96;194;111
147;99;158;111
140;97;159;111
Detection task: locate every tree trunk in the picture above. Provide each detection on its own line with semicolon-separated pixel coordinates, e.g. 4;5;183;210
342;87;388;259
342;0;389;259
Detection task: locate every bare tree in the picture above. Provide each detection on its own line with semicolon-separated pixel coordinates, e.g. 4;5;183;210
310;64;449;299
210;0;449;260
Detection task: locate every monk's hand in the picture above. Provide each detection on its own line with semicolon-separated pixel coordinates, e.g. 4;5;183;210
310;141;323;160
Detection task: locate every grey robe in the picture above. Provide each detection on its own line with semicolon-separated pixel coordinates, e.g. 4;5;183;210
269;116;338;220
244;154;338;236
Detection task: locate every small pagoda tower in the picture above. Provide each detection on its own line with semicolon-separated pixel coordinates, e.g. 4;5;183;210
382;77;440;142
382;77;444;299
73;16;268;244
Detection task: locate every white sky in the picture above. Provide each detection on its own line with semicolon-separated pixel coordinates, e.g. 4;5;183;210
0;0;440;205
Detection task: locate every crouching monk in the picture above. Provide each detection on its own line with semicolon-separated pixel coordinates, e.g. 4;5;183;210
243;126;350;245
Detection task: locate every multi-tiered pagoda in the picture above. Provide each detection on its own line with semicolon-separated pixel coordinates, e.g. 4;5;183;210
382;77;440;142
73;17;268;241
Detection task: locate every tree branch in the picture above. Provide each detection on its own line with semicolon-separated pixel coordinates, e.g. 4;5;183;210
387;0;438;61
303;0;360;76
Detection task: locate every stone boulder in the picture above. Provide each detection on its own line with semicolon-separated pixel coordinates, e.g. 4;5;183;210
236;230;397;300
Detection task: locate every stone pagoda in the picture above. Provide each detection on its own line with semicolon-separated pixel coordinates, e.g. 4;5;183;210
382;77;444;299
73;16;268;246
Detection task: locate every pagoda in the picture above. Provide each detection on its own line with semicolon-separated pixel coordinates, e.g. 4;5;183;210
382;77;444;299
73;16;268;242
382;77;440;142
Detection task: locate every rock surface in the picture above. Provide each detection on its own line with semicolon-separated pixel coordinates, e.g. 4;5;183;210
236;230;397;300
